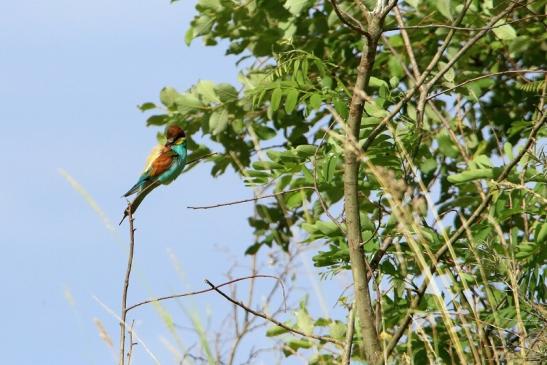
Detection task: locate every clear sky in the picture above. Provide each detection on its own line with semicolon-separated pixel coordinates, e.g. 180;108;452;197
0;1;346;364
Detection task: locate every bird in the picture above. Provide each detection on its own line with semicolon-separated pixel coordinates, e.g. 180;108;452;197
119;124;187;224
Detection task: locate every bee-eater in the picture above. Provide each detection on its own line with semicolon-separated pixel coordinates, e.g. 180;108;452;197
119;124;187;224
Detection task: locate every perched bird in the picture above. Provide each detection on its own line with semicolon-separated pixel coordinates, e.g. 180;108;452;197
120;124;187;224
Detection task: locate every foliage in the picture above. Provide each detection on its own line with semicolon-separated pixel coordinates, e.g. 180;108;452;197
141;0;546;363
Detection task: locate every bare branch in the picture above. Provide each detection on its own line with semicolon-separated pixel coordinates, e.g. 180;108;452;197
342;305;356;365
187;187;314;210
119;202;136;365
427;69;546;100
126;320;136;365
185;152;218;167
127;274;286;312
205;279;344;346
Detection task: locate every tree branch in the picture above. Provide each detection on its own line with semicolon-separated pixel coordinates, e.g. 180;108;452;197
427;69;546;100
119;203;135;365
343;11;384;362
187;187;314;210
330;0;371;39
205;279;344;346
342;305;356;365
126;274;285;312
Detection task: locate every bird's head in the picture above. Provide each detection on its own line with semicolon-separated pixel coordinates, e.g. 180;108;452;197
165;124;186;146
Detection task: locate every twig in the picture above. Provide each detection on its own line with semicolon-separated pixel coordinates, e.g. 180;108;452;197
187;187;314;210
427;69;546;100
94;296;160;364
127;320;136;365
342;305;356;365
185;152;218;167
205;279;344;346
126;274;286;312
384;14;547;32
119;202;135;365
329;0;371;39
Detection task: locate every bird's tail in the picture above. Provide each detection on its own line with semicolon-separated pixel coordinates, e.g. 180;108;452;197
119;180;161;225
122;180;144;197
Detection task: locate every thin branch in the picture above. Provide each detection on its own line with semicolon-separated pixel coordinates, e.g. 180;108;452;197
185;152;218;167
127;320;136;365
187;187;314;210
127;274;286;312
329;0;371;40
119;202;136;365
205;279;344;346
428;69;546;100
94;296;160;364
379;0;399;19
384;14;547;32
342;305;356;365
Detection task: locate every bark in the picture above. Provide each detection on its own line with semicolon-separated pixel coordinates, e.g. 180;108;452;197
343;16;383;363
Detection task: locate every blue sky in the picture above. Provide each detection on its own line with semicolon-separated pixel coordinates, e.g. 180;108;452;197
0;1;348;364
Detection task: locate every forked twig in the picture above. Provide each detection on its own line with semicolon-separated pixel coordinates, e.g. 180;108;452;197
126;274;286;312
205;279;344;346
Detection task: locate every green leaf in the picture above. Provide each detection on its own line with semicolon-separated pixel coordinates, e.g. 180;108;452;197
503;142;514;161
323;154;338;183
285;88;299;113
365;102;389;118
286;191;303;209
493;21;517;40
209;109;229;135
405;0;420;8
195;80;220;103
437;133;459;158
436;0;452;20
271;88;282;111
283;339;312;356
160;86;179;108
184;26;195;46
369;76;389;89
146;114;168;126
309;93;322;109
447;169;494;183
284;0;309;16
138;102;156;112
295;308;314;333
255;125;277;140
175;93;203;113
329;321;346;339
214;83;238;102
266;325;290;337
295;144;316;158
536;223;547;244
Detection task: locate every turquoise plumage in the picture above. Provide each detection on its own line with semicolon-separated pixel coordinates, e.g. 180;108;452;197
120;125;187;224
